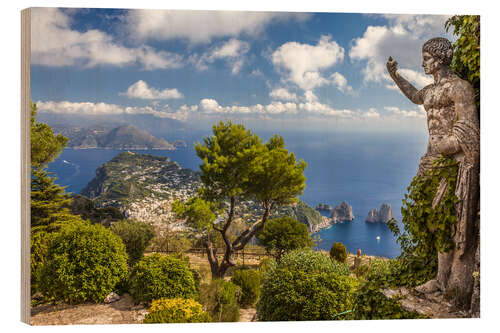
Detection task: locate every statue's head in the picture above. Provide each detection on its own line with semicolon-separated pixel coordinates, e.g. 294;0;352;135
422;37;453;74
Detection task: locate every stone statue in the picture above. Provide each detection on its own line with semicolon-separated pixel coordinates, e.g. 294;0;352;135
386;37;480;307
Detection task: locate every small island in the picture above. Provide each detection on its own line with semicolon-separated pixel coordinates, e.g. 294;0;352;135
330;201;354;223
365;203;393;223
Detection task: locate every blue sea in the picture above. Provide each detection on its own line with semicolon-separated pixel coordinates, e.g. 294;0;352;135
47;129;427;258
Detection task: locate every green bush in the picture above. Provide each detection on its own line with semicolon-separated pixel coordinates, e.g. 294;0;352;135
231;268;261;307
110;220;155;266
257;217;313;263
257;268;358;321
352;258;426;320
257;248;356;321
329;242;347;263
143;298;211;323
258;257;276;275
200;279;241;322
278;248;350;276
128;253;197;303
39;221;128;303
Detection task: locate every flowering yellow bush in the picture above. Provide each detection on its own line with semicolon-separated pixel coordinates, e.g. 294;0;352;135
143;298;211;323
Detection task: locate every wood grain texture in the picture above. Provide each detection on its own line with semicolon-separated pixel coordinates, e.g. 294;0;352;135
21;7;31;325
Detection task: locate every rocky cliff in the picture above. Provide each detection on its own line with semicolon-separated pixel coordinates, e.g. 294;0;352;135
330;201;355;222
278;201;328;233
365;203;393;223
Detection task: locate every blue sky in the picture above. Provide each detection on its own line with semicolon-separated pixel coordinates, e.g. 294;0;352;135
30;8;454;132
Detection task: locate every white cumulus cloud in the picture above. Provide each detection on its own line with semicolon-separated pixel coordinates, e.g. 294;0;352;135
330;72;354;94
31;8;183;70
271;35;345;91
363;108;381;119
120;80;184;100
384;106;427;119
35;100;187;120
126;10;310;44
349;14;451;88
190;38;250;74
269;88;298;102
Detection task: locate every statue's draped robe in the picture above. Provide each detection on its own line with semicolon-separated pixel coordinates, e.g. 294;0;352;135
418;117;480;297
452;119;480;257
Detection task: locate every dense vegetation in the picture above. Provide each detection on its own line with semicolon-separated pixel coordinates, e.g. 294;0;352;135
143;298;211;323
257;217;313;263
387;156;459;288
231;268;261;307
39;221;128;303
446;15;480;114
174;121;306;278
257;249;356;321
128;254;197;303
330;242;347;263
110;220;155;266
200;279;241;322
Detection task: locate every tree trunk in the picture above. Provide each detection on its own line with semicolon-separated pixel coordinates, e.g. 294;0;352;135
206;203;272;279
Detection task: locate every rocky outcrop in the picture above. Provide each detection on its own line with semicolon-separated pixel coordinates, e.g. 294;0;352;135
365;203;393;223
330;201;354;222
278;200;327;233
315;203;332;211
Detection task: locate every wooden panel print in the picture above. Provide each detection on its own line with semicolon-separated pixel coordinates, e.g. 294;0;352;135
21;7;480;324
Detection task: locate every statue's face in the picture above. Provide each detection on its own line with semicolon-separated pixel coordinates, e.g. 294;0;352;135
422;51;441;75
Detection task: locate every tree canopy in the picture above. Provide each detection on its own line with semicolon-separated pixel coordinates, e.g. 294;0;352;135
31;103;68;169
445;15;480;114
175;121;307;278
257;217;313;263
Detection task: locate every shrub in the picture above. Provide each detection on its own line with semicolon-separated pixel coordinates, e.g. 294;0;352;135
231;268;261;307
279;248;350;276
128;253;197;303
39;221;128;303
110;220;155;266
352;258;426;320
353;281;425;320
30;231;54;295
257;268;358;321
143;298;211;323
258;257;276;276
329;242;347;263
257;217;313;263
200;279;241;322
257;248;356;321
353;264;370;279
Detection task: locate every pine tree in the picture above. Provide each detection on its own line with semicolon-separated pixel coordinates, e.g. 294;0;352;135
30;102;79;233
30;169;81;233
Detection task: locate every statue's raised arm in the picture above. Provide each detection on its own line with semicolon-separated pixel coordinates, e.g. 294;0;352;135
386;56;424;105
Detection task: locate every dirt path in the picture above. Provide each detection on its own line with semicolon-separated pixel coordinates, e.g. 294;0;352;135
383;287;469;319
30;294;148;325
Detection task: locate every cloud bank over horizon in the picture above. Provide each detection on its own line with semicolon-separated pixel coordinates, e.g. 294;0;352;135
31;8;451;132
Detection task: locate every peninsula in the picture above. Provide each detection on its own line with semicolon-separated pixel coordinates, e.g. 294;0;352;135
54;124;185;150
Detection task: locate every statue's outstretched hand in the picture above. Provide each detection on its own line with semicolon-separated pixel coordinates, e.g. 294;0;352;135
386;56;398;77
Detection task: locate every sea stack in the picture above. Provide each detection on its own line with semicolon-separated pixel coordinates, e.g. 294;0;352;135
331;201;355;222
365;203;393;223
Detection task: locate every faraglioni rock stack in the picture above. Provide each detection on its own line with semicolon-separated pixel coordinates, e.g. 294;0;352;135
330;201;354;222
365;203;393;223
